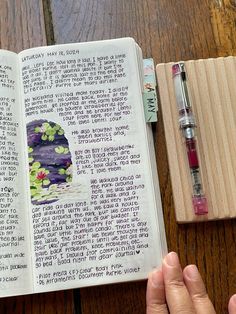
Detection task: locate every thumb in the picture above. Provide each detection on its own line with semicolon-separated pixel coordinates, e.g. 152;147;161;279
228;294;236;314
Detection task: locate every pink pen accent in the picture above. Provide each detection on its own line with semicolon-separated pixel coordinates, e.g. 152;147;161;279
186;138;199;168
192;196;208;215
172;62;208;215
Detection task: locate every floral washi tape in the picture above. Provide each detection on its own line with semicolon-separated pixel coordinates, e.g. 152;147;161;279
143;58;158;122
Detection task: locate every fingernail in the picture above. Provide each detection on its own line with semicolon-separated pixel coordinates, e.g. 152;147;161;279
164;252;179;267
151;269;163;288
184;265;199;280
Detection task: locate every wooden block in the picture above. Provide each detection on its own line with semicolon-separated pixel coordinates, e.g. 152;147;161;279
156;57;236;222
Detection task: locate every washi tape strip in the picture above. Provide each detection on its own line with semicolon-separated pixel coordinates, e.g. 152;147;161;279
143;58;158;122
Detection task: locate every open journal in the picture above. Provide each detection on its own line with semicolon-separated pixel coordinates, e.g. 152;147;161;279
0;38;167;297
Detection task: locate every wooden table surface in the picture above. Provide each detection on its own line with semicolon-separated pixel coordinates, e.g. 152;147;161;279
0;0;236;313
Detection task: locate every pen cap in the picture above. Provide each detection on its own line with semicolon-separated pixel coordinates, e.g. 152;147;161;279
172;63;188;110
172;63;195;128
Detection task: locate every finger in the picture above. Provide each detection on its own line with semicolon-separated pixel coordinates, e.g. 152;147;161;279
162;252;195;314
183;265;216;314
228;294;236;314
146;269;168;314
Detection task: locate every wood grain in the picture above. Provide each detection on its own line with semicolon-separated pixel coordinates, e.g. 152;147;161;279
0;0;236;313
210;0;236;55
0;1;75;313
50;0;236;313
0;290;75;314
0;0;47;52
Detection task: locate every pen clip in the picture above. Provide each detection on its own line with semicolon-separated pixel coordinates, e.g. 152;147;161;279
173;62;195;130
172;62;191;112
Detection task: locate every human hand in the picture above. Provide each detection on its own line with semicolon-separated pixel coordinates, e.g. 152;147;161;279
146;251;236;313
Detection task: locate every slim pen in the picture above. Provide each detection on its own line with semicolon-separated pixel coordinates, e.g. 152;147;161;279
172;62;208;215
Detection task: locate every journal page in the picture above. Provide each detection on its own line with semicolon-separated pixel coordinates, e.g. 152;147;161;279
0;50;33;297
18;38;164;292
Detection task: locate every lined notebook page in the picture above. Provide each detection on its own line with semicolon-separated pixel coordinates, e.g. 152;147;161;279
156;57;236;223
